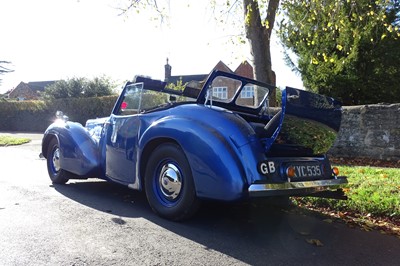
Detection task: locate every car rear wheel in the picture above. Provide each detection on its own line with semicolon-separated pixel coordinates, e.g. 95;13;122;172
46;139;71;184
144;143;200;221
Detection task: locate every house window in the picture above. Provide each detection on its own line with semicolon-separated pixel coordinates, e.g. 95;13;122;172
212;87;228;99
240;86;254;98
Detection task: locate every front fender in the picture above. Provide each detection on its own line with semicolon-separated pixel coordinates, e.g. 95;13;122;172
42;120;101;177
139;117;248;201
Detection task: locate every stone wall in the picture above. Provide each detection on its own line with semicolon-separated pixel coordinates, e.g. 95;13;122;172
329;104;400;161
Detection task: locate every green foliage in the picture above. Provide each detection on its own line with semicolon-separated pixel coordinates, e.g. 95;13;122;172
275;87;282;106
140;91;168;109
0;136;30;146
0;96;118;132
165;78;190;101
297;166;400;219
0;100;49;132
43;76;116;99
47;96;118;124
281;117;337;154
279;0;400;105
166;78;187;91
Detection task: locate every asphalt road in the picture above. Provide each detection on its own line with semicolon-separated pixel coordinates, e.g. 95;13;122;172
1;133;399;266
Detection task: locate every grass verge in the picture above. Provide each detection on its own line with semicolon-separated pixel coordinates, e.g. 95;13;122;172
0;135;31;146
294;165;400;236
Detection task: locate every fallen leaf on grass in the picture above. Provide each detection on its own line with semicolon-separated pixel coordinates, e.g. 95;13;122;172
294;196;400;238
306;238;324;247
342;187;350;193
361;225;372;232
323;219;333;223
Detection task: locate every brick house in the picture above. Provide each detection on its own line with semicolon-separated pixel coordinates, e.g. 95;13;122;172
8;81;56;100
164;59;255;104
164;59;254;83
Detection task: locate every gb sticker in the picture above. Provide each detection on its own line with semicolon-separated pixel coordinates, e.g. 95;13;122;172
258;161;276;175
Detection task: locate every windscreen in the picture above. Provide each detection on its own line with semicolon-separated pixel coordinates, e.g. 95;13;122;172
208;75;270;109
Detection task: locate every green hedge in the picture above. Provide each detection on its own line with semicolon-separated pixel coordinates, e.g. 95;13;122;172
0;95;118;132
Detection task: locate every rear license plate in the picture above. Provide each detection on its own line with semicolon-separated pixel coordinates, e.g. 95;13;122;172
292;164;322;178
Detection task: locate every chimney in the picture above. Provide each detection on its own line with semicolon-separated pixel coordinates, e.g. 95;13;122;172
164;58;172;82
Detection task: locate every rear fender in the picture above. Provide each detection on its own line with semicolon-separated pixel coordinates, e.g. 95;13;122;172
139;118;248;201
42;121;101;177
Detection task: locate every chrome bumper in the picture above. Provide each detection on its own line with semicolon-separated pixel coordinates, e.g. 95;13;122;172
248;177;347;197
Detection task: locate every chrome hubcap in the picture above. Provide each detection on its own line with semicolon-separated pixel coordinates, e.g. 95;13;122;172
158;163;182;200
52;148;61;172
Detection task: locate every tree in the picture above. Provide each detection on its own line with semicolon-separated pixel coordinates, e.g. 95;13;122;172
279;0;400;105
0;61;14;85
84;76;117;97
243;0;279;106
120;0;280;106
166;78;186;91
43;76;116;99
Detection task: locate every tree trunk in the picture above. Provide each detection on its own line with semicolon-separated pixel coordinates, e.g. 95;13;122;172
243;0;279;106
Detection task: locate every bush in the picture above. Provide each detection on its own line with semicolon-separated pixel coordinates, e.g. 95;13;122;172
0;95;118;132
43;76;116;99
45;95;118;125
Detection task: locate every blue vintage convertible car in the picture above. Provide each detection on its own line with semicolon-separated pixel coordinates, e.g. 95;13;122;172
41;71;347;220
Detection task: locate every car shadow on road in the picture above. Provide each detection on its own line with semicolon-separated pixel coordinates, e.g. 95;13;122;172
52;180;400;266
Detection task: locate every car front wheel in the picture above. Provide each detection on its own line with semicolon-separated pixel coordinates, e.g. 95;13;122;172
144;143;200;221
46;139;71;184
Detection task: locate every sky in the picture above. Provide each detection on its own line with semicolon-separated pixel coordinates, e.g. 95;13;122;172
0;0;303;93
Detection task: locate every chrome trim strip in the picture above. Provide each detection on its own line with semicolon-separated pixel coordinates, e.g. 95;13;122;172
248;177;347;196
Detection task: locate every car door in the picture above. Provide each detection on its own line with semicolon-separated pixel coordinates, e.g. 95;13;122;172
105;83;143;185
